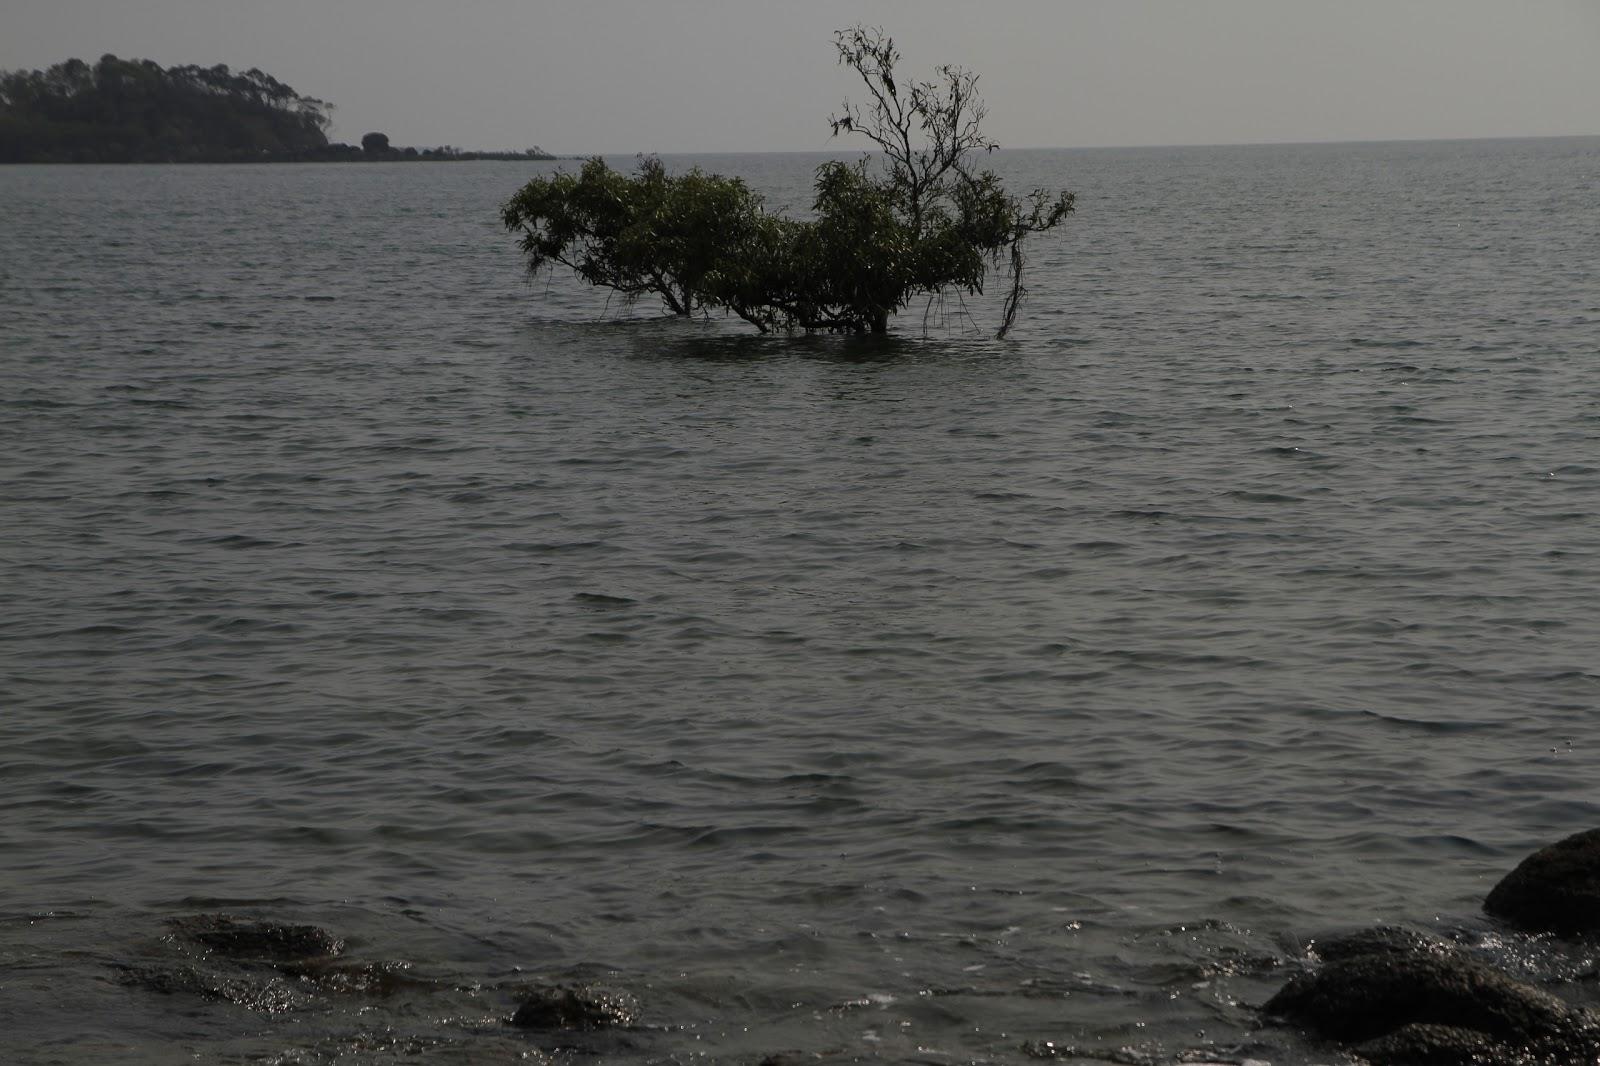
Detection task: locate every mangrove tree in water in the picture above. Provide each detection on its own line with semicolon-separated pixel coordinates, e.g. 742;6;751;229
502;26;1074;337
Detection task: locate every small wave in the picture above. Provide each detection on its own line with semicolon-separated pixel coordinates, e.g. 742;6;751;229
1223;490;1304;503
1349;708;1496;734
1349;337;1425;348
503;540;615;553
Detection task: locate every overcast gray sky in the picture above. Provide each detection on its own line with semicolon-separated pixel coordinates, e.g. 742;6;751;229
4;0;1599;153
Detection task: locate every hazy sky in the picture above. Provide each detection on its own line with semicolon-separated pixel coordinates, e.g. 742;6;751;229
4;0;1599;153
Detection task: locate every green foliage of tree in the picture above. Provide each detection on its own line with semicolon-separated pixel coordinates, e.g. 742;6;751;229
0;55;333;163
504;156;771;317
502;26;1075;336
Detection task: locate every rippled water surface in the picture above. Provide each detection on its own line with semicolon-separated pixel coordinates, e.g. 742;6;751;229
2;141;1599;1065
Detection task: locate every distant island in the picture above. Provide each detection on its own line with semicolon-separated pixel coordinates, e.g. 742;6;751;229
0;55;554;164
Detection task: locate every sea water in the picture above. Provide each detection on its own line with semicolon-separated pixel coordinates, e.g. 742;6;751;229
2;139;1598;1063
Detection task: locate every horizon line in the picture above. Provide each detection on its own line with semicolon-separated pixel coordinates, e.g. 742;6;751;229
550;130;1600;159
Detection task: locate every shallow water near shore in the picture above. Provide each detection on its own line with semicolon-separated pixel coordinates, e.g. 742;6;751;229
2;140;1599;1064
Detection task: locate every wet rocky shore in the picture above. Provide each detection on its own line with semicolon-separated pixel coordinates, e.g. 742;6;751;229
1262;828;1600;1065
87;829;1600;1065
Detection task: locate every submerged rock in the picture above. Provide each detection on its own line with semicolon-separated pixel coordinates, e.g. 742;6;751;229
1311;924;1456;964
117;916;442;1027
112;961;307;1014
1486;828;1600;936
170;913;345;961
275;957;430;997
510;984;634;1030
1263;929;1600;1065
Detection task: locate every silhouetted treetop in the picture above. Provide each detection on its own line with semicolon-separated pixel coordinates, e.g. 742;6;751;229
0;55;334;162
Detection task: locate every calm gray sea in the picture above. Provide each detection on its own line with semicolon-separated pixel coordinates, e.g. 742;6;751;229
2;140;1598;1065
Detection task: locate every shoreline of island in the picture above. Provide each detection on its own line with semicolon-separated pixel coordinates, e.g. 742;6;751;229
0;153;568;165
1;56;562;166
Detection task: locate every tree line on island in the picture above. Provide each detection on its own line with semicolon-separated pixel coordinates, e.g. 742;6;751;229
0;55;552;164
503;27;1073;337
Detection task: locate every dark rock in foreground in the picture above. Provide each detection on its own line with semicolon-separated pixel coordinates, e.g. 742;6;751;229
510;984;634;1031
170;914;345;961
1486;828;1600;936
1264;929;1600;1065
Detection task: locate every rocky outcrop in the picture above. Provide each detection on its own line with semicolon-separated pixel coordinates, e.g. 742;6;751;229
1485;828;1600;936
1263;929;1600;1065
